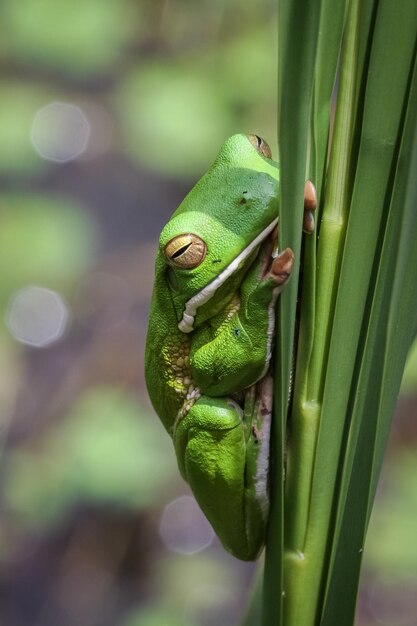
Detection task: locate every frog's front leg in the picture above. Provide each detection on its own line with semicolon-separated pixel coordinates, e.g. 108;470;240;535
173;374;273;561
190;246;294;397
239;243;295;361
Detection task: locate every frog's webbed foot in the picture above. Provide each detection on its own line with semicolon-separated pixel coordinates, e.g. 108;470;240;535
303;180;317;234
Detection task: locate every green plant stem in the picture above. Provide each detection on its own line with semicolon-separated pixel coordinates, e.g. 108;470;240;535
263;0;417;624
310;0;348;200
282;0;362;622
321;53;417;624
263;1;322;623
285;0;359;558
284;0;417;623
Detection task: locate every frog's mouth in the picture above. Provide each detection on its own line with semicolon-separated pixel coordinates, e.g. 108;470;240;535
178;217;279;333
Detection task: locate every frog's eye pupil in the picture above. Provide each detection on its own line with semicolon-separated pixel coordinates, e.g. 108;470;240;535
171;243;191;259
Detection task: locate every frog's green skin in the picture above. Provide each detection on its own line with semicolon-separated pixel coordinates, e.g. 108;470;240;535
145;134;293;560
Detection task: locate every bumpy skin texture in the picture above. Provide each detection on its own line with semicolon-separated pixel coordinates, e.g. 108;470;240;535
145;134;292;560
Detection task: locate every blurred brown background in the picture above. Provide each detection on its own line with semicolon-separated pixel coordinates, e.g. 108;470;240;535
0;1;416;625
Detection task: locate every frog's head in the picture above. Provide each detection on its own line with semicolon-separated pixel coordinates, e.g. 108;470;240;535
157;133;280;332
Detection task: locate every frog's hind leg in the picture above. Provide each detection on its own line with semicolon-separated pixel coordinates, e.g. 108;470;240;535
173;375;273;561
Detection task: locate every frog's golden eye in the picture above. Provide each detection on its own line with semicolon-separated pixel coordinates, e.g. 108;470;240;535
247;134;272;159
164;234;207;269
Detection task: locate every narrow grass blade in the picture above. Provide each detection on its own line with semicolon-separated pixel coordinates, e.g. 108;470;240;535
263;1;322;624
310;0;347;197
321;49;417;624
284;0;361;565
302;1;417;623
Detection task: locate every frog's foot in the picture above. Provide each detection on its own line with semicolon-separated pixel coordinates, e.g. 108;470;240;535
303;180;317;234
269;247;294;286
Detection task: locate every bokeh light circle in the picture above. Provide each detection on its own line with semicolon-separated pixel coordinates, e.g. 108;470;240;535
31;101;90;162
159;495;215;555
6;285;69;348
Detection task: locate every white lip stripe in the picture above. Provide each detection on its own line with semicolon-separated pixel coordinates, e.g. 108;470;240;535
178;217;279;333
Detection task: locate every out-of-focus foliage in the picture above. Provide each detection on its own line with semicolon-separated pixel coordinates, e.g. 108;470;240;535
0;1;415;625
0;0;279;179
121;552;245;626
117;62;233;177
116;28;277;177
4;387;175;530
0;193;95;302
362;450;417;626
0;2;272;624
366;451;417;576
0;82;56;174
0;0;141;75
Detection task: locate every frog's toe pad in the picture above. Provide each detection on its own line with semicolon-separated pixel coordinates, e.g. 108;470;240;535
270;248;294;285
303;180;317;234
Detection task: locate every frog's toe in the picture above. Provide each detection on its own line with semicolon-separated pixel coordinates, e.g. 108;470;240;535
270;248;294;285
303;180;317;234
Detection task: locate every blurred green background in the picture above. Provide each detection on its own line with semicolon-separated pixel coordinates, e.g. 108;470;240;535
0;1;415;624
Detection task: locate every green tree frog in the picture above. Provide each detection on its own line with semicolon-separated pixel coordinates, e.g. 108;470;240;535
145;134;316;560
